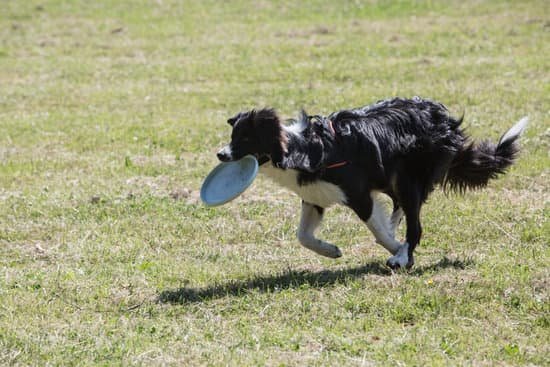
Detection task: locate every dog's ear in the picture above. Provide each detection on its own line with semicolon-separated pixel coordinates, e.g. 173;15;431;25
227;111;251;127
227;116;237;126
227;113;241;126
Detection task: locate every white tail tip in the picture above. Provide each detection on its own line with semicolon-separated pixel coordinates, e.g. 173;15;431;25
500;116;529;144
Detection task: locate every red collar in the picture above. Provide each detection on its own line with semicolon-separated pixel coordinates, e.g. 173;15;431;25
325;161;348;169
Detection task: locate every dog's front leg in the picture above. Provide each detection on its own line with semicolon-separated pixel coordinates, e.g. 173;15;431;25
297;201;342;258
389;206;404;238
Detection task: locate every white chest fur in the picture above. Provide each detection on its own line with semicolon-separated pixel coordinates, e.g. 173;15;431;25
260;165;347;208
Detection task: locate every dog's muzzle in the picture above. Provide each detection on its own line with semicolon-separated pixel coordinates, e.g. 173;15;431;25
217;145;233;162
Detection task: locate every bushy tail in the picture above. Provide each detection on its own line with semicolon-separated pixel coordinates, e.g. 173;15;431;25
444;117;529;192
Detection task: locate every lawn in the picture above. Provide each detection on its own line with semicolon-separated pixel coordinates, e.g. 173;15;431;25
0;0;548;365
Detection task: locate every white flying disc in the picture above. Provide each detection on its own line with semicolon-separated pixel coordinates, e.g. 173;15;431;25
200;155;259;206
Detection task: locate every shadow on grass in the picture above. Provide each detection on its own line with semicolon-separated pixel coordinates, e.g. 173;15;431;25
411;256;474;275
158;256;473;305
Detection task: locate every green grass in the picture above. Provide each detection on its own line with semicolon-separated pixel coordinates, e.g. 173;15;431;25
1;0;548;365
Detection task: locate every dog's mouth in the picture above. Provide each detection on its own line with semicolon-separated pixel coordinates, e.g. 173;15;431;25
217;148;270;166
256;154;270;166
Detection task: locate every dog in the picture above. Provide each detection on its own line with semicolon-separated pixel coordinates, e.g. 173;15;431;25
217;97;528;269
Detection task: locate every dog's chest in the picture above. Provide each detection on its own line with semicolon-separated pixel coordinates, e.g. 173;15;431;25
260;165;346;207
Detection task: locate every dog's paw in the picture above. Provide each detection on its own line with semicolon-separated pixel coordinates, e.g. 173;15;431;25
298;236;342;259
318;242;342;258
331;246;343;258
386;243;413;270
320;243;342;259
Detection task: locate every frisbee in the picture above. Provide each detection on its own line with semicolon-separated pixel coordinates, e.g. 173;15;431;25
200;155;259;206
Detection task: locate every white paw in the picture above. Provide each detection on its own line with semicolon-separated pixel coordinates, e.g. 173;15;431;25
386;243;412;269
317;241;342;258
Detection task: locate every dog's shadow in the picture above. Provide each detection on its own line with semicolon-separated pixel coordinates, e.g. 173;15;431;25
158;257;472;305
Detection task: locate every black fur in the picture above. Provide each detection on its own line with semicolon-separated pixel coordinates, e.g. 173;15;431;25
218;97;526;268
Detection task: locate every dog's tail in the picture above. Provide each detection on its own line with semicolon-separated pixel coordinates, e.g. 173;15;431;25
443;117;529;192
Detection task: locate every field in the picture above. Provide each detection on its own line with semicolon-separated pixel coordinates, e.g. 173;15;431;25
1;0;549;365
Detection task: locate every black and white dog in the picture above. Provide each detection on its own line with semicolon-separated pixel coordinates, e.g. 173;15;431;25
217;97;528;269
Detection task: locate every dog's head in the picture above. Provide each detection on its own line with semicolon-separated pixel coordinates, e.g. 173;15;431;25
217;108;287;164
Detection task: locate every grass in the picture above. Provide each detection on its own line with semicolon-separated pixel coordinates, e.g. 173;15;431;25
0;0;548;365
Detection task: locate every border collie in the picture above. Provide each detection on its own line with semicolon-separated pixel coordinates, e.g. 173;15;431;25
217;97;528;269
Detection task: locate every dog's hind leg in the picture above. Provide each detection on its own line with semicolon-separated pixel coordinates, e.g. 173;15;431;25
297;201;342;258
350;192;403;255
387;182;423;269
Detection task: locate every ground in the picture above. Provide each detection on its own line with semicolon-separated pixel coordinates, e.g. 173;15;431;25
0;0;549;365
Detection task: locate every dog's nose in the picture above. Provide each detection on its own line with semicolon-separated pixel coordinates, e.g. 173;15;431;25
217;146;232;162
217;151;228;161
